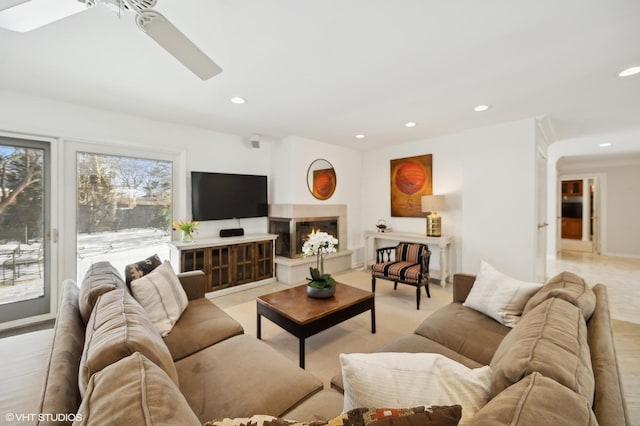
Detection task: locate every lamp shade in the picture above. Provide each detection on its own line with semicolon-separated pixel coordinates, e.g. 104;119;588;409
421;195;445;213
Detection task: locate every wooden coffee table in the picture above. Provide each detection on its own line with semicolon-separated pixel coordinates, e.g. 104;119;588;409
257;283;375;369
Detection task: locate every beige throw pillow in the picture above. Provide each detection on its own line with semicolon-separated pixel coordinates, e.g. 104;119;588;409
131;261;189;336
463;261;542;327
340;352;492;425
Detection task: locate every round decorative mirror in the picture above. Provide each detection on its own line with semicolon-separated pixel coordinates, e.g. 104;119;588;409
307;159;336;200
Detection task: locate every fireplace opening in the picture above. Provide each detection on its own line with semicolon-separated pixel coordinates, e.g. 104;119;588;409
269;217;339;258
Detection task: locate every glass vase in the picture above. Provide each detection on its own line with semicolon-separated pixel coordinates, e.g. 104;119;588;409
181;230;193;243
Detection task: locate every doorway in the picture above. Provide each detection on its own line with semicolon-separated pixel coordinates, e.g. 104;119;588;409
559;177;600;254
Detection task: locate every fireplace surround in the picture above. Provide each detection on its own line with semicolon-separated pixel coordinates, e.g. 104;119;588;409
268;204;351;284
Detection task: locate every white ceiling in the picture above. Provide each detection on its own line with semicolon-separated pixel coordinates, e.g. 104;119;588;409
1;0;639;150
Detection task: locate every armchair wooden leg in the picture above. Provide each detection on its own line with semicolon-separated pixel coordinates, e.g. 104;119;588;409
393;282;398;290
424;283;431;298
372;276;376;293
416;286;421;310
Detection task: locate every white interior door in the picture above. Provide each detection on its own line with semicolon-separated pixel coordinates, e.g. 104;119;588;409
591;177;601;254
535;149;548;282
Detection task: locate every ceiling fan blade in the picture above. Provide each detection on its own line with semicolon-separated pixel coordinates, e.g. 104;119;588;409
135;10;222;80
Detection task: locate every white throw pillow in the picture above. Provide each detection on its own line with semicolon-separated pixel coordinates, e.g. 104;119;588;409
463;261;543;327
130;261;188;336
340;352;492;425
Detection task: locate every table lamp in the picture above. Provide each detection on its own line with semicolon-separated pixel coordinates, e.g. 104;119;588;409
421;195;445;237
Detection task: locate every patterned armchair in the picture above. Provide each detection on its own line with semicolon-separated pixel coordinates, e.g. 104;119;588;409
371;242;431;309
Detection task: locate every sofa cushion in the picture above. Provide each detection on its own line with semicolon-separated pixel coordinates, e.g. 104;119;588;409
523;271;596;321
175;334;323;422
37;280;85;420
76;352;200;426
124;253;162;286
79;289;179;397
396;243;428;264
130;261;189;336
471;372;597;425
588;284;629;426
373;261;422;282
340;352;491;425
281;388;344;422
163;297;244;361
414;303;511;365
462;261;543;327
489;297;595;403
78;261;127;324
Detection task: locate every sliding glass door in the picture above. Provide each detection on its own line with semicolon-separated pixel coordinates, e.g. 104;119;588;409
0;137;50;323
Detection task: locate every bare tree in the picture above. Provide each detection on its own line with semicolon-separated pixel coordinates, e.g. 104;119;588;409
77;153;116;233
0;148;42;215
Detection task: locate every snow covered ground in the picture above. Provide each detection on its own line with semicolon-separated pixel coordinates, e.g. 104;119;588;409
77;228;171;280
0;228;171;306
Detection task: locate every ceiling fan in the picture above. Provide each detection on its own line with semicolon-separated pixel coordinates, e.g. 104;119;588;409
0;0;222;80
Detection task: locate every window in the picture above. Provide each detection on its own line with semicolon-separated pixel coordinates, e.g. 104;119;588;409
76;152;173;279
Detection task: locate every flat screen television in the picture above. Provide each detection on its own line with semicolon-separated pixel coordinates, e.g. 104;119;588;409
191;171;268;221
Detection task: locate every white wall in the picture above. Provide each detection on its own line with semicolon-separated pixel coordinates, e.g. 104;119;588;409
360;118;539;281
548;129;640;258
460;119;537;279
270;135;363;259
360;130;464;274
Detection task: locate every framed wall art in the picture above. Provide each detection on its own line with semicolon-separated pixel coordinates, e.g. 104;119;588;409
390;154;433;217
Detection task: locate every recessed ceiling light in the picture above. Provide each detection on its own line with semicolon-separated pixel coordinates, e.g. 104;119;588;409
473;105;490;112
599;143;612;147
355;134;365;139
405;122;417;128
230;97;246;104
618;66;640;77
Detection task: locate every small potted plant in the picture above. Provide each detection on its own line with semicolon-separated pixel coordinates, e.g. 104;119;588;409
302;231;338;298
172;219;200;242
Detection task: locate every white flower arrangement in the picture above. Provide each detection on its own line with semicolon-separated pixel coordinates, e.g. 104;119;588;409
301;231;338;258
302;231;338;288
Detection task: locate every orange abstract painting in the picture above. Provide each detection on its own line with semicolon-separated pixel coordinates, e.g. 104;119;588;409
312;168;336;200
390;154;433;217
